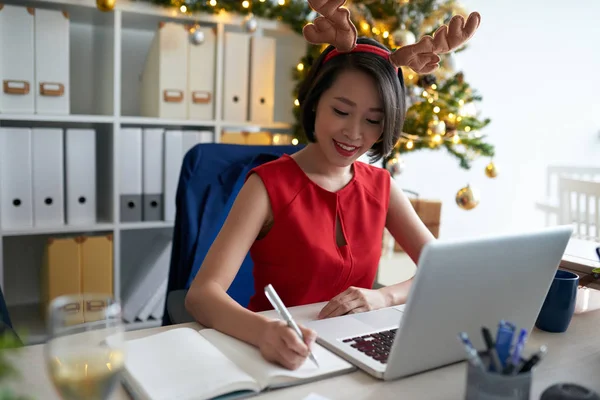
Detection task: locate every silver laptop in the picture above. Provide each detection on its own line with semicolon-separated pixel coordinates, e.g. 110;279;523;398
305;225;573;380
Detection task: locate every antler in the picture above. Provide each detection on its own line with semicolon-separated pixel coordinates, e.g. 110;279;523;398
302;0;358;53
390;12;481;74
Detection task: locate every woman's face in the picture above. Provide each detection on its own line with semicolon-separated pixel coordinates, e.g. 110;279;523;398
313;69;384;167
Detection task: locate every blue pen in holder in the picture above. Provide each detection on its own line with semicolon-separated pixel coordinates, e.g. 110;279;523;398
465;351;532;400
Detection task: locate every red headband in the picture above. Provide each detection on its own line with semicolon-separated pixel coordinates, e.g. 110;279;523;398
323;44;399;72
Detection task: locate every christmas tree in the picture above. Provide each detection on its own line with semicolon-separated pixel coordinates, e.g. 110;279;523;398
149;0;496;177
292;0;494;173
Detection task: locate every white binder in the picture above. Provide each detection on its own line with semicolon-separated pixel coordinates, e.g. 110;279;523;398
0;128;33;229
65;129;97;225
163;130;183;222
198;130;213;143
150;290;166;320
140;22;188;120
249;36;276;124
32;128;65;227
222;32;250;122
34;8;70;115
122;238;171;322
119;128;143;222
181;130;200;157
187;26;216;121
142;128;164;221
0;5;35;114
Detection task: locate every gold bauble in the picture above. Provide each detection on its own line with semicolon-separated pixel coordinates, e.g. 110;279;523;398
485;161;498;178
455;184;480;210
96;0;116;12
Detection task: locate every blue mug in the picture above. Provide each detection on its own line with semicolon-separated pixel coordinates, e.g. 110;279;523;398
535;269;579;333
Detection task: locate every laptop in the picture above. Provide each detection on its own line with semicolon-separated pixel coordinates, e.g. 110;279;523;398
305;225;574;380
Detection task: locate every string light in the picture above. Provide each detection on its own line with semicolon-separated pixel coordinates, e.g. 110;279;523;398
180;5;187;12
209;0;216;6
383;31;389;38
294;99;299;106
242;0;249;8
433;106;440;113
292;138;299;145
278;0;285;5
297;63;304;71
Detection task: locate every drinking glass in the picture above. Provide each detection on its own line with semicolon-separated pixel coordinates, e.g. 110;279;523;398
45;294;126;400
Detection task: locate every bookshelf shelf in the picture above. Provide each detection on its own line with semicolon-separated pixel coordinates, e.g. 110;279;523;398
0;0;305;345
1;223;115;237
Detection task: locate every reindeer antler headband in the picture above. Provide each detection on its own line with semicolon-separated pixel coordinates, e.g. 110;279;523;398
302;0;481;74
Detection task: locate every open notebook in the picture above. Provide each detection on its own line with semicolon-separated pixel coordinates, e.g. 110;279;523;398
120;327;356;400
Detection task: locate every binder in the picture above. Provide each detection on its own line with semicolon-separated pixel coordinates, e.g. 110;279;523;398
32;128;65;227
34;8;70;115
163;130;182;222
64;129;97;225
140;22;188;119
249;36;275;124
137;279;167;321
119;128;143;222
40;236;83;324
187;26;216;121
222;32;250;122
198;130;213;143
122;238;171;322
150;290;166;320
0;5;35;114
0;128;33;229
80;234;113;322
142;128;164;221
181;130;200;157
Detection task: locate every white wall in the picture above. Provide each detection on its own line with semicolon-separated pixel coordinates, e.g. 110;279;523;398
395;0;600;239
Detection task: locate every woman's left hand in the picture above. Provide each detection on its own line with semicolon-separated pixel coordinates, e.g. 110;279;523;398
317;286;389;319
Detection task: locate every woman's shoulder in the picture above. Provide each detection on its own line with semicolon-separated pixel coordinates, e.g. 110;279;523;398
355;160;391;182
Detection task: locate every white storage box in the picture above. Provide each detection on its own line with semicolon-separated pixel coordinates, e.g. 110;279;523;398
140;22;188;119
187;26;216;121
249;36;275;124
34;8;70;115
0;5;35;114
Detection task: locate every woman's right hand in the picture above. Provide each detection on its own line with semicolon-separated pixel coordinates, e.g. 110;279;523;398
258;320;317;370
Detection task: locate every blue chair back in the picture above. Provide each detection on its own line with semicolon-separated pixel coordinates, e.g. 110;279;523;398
163;143;303;325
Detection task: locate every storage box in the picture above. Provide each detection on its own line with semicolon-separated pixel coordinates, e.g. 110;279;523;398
395;197;442;252
0;5;35;114
140;22;188;119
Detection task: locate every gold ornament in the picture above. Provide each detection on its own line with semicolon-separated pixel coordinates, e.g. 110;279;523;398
485;161;498;178
96;0;116;12
455;184;480;210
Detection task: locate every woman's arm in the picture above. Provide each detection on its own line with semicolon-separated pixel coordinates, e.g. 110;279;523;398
184;173;272;347
379;176;436;304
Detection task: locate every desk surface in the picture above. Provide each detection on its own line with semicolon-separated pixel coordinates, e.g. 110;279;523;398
5;302;600;400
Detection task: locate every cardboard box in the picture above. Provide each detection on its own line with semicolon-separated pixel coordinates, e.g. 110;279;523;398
394;197;442;252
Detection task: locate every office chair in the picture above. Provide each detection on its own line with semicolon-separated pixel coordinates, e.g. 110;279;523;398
162;143;304;326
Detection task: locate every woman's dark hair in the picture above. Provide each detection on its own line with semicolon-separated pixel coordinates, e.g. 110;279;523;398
297;37;406;163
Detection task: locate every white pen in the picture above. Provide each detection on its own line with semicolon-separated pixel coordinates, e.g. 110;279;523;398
264;284;319;367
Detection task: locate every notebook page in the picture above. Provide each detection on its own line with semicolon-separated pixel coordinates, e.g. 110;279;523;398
124;327;260;400
200;329;354;390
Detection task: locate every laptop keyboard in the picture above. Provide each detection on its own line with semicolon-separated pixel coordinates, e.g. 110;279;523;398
341;328;397;363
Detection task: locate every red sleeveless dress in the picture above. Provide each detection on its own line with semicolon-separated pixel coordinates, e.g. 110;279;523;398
246;154;391;312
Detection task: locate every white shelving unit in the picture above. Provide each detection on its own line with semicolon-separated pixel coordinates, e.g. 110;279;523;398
0;0;306;344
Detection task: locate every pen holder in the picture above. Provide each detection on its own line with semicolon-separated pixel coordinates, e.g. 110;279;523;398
465;352;532;400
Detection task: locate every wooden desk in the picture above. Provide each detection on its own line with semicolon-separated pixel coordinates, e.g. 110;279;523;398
5;302;600;400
